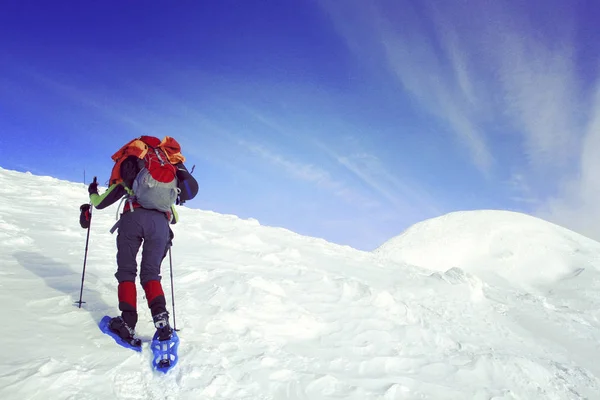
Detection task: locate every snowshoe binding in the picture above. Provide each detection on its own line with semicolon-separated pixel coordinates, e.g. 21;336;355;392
108;316;142;347
152;311;173;341
99;315;142;351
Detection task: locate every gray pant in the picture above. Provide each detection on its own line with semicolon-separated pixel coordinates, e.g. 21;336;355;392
115;208;171;286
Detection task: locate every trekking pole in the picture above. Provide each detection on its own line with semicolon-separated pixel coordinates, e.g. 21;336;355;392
168;247;179;331
76;177;96;308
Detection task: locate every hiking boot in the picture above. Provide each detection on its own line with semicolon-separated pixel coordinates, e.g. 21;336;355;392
109;316;141;347
152;311;173;341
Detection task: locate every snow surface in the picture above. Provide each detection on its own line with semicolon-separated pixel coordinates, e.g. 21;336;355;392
374;210;600;289
2;167;600;399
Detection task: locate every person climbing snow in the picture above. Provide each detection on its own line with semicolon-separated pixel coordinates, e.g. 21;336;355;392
87;135;198;347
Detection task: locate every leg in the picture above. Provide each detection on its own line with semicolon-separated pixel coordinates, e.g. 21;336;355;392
115;211;143;328
138;209;171;317
137;209;174;341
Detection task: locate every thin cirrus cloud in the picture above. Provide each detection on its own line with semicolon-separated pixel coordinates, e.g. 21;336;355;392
234;103;441;216
321;0;494;174
540;81;600;239
236;139;381;209
12;66;150;137
321;0;583;174
321;0;600;241
378;15;494;175
322;146;442;216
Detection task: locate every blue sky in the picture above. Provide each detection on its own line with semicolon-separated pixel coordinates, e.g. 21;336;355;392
1;0;600;250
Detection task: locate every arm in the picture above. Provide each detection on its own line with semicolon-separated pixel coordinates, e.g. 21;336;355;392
90;182;127;209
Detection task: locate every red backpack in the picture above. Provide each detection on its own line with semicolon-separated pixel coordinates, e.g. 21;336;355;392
110;136;186;212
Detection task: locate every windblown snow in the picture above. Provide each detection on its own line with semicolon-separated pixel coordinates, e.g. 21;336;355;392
2;167;600;399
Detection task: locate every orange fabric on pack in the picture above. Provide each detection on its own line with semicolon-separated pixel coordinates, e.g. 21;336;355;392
109;139;149;185
108;136;186;185
160;136;186;164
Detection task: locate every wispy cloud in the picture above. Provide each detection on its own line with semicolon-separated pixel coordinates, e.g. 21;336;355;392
236;103;442;217
538;80;600;238
321;0;494;173
320;0;600;241
507;173;541;205
483;14;581;170
319;0;584;175
333;151;441;215
379;15;493;174
237;140;380;208
18;68;151;135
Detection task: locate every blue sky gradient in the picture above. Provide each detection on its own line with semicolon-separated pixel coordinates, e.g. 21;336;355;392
2;0;600;250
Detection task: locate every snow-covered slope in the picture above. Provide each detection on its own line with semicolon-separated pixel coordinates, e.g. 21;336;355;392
374;210;600;288
2;168;600;399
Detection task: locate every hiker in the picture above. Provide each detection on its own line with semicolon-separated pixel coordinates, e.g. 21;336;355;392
88;135;198;346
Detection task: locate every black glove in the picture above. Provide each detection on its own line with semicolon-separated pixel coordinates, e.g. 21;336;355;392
88;177;98;195
79;203;91;229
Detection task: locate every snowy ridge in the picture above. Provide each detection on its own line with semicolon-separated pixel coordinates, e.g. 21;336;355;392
2;167;600;399
374;210;600;288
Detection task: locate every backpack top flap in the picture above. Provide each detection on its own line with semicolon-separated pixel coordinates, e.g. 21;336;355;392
108;136;186;186
159;136;186;164
109;139;149;185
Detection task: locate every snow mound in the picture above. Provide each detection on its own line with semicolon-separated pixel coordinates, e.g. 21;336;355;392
374;210;600;287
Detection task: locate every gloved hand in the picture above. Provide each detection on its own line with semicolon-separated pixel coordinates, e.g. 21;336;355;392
88;177;98;195
79;203;91;229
